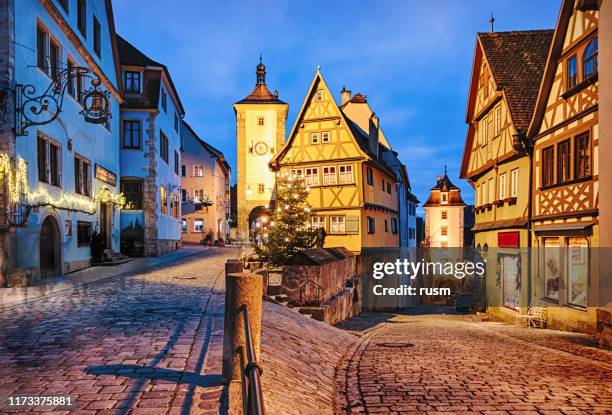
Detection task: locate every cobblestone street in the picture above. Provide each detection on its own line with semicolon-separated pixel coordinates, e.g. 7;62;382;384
336;311;612;415
0;247;242;414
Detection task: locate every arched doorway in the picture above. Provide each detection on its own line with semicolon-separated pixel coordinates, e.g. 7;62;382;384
40;216;61;278
248;206;271;241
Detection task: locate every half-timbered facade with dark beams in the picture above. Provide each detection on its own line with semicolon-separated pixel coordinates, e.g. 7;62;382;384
270;69;400;253
461;29;553;323
526;0;600;333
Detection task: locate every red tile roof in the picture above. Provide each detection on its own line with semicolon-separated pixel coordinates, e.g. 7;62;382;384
478;29;553;131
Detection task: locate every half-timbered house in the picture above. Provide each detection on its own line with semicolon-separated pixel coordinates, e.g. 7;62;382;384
461;29;553;322
269;69;400;253
526;0;600;333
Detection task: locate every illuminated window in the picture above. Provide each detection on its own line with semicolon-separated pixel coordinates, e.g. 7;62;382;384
121;180;142;210
194;219;204;232
160;186;168;215
193;165;204;177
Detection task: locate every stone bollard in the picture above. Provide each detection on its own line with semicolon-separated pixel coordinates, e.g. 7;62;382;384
223;272;264;414
225;259;244;276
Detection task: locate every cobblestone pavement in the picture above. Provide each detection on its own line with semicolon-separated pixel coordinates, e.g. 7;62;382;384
0;247;243;414
336;311;612;415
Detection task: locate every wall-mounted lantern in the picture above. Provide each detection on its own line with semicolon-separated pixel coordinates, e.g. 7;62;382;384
15;66;112;136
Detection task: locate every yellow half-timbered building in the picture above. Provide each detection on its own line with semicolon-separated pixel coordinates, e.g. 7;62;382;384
527;0;600;333
270;69;400;253
461;30;553;322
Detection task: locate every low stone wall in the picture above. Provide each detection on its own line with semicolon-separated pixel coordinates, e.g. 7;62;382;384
282;248;356;306
260;301;358;414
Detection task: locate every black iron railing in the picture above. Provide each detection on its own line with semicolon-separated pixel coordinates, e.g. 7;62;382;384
238;307;265;415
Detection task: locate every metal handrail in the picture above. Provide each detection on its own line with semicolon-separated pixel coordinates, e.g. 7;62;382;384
239;307;265;415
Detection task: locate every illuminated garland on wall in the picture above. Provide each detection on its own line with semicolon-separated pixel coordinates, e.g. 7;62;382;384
1;154;125;217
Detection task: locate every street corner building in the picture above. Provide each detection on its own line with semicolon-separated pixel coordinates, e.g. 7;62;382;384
461;0;612;335
266;67;418;254
116;34;184;257
179;121;231;245
0;0;125;285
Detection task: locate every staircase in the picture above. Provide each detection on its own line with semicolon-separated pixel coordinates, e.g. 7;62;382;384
99;249;133;266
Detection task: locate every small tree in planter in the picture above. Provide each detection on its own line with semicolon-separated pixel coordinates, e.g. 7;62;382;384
253;172;325;266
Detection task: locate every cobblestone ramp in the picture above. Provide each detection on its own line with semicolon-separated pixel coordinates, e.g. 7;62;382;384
259;302;358;415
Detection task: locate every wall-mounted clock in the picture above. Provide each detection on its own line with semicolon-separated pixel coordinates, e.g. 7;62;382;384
254;141;269;155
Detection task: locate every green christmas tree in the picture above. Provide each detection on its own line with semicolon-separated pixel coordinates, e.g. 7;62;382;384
253;172;325;266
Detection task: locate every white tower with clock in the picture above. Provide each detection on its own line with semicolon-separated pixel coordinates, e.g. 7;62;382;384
234;59;288;240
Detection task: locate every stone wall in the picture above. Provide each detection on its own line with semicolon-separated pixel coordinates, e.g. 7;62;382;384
143;113;158;257
0;0;15;286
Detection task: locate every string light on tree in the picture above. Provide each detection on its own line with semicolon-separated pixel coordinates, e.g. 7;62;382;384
252;172;325;266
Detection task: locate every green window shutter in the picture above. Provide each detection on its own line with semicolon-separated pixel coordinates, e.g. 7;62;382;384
346;215;359;234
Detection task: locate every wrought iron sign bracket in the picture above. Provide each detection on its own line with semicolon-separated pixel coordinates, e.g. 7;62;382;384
15;66;112;136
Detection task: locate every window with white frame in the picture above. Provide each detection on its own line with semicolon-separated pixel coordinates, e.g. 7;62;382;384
321;131;330;143
181;219;187;232
311;216;325;229
290;168;303;178
498;173;506;200
310;132;319;144
323;166;337;185
510;169;519;198
305;167;319;186
193;165;204;177
330;216;345;234
339;165;353;184
37;134;61;187
482;182;488;205
193;189;204;202
194;218;204;232
494;105;502;136
488;178;494;204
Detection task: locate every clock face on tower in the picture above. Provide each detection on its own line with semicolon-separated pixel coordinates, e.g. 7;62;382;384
254;141;269;156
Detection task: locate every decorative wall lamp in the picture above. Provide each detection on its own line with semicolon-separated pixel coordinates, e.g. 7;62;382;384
511;129;533;154
15;66;111;136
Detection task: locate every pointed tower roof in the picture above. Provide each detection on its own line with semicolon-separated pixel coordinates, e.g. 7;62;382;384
423;168;465;207
235;57;286;104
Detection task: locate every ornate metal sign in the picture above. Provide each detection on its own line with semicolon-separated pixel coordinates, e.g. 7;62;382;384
15;66;112;136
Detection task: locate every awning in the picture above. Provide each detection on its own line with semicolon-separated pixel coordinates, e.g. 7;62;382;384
533;221;594;236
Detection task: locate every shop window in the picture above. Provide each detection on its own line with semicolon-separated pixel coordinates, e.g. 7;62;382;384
567;237;588;307
543;237;561;301
121;179;143;210
160;185;168;215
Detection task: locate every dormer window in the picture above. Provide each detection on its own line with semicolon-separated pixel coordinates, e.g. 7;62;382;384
124;71;140;93
583;37;598;79
441;192;448;204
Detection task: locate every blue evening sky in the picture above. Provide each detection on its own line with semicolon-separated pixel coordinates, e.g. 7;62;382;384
112;0;561;212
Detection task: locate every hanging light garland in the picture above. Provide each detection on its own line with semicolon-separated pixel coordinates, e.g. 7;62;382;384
1;154;125;216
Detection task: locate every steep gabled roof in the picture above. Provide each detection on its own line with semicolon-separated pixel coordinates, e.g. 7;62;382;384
460;28;553;179
116;35;185;115
478;29;553;132
527;0;577;138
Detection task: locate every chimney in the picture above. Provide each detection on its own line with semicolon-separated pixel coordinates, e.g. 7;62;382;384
368;115;379;159
341;86;351;105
